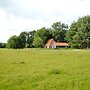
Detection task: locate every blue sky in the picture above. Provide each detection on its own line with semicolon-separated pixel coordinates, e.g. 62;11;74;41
0;0;90;42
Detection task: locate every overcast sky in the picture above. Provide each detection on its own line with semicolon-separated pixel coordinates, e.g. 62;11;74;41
0;0;90;42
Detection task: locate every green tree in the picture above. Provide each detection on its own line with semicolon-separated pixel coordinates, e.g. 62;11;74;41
0;43;6;48
19;31;27;48
7;35;20;49
33;27;52;47
33;36;44;48
66;15;90;49
19;31;36;48
51;22;68;42
28;30;36;48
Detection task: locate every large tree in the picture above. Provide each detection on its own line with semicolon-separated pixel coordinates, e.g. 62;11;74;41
33;27;52;47
7;35;20;49
19;31;27;48
19;30;36;48
66;15;90;49
51;22;68;42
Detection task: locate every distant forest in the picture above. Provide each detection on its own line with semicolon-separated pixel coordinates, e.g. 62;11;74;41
0;15;90;49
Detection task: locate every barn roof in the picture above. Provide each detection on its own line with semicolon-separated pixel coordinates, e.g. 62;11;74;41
45;39;69;47
56;42;69;46
45;39;56;46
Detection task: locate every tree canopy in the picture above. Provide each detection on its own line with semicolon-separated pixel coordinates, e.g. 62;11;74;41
66;15;90;49
33;27;52;48
51;22;68;42
6;35;20;49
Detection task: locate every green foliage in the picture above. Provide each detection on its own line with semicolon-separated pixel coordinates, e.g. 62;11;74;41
33;36;44;48
33;27;52;47
19;31;36;48
6;30;36;49
0;49;90;90
6;35;20;49
66;15;90;49
0;43;6;48
51;22;68;42
52;22;68;30
25;43;30;48
19;31;27;48
29;30;36;47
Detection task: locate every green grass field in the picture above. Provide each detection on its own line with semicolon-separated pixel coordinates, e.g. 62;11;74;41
0;49;90;90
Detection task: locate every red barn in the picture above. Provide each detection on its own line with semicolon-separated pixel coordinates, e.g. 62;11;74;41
45;39;69;48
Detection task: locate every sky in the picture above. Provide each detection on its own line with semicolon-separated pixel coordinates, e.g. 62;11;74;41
0;0;90;42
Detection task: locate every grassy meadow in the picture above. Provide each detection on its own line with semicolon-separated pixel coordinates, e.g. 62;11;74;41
0;49;90;90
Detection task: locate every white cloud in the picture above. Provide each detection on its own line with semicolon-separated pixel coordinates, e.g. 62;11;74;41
0;0;90;42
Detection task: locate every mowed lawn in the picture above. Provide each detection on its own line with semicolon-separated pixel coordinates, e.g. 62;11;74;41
0;49;90;90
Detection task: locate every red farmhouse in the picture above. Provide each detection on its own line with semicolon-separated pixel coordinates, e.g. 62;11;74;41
45;39;69;48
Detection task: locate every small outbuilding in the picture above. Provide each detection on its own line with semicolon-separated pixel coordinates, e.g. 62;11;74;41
45;39;69;48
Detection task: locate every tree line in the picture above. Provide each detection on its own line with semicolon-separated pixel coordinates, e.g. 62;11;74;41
6;22;68;49
0;15;90;49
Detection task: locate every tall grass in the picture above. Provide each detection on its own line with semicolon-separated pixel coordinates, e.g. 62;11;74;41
0;49;90;90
